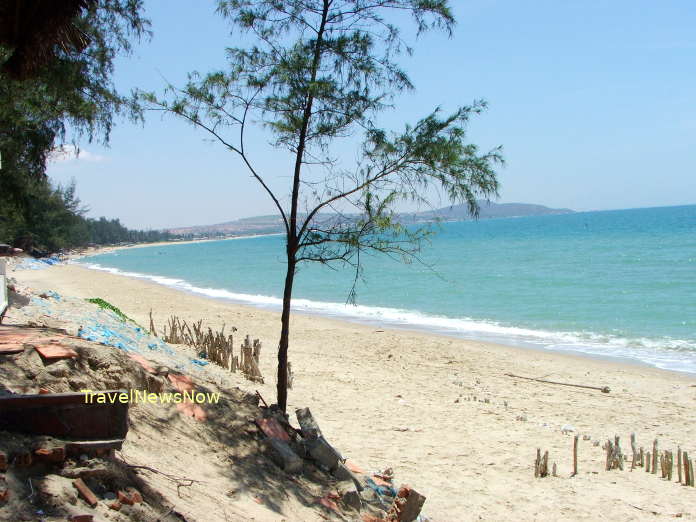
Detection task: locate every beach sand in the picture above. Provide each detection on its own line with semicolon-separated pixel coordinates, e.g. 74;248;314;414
10;263;696;521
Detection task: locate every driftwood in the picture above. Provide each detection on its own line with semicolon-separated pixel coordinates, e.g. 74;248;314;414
504;373;610;393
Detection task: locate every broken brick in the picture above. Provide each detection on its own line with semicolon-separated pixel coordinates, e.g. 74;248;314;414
38;388;50;394
0;488;9;503
168;373;195;392
125;487;143;504
345;459;365;474
371;475;391;487
34;446;65;463
0;344;24;355
176;401;207;421
33;343;78;361
117;490;134;506
0;451;7;471
128;353;157;374
316;495;341;514
108;500;122;511
387;485;426;522
73;478;98;508
255;417;290;442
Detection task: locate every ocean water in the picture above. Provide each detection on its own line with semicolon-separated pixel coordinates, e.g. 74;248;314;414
80;205;696;373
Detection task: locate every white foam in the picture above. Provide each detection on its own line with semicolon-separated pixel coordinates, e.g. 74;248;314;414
76;261;696;374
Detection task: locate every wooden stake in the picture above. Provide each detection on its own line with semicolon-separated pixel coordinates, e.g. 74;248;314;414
535;448;541;478
690;459;695;487
683;451;690;486
678;447;683;484
646;452;651;473
640;447;644;468
572;434;579;477
552;462;557;477
630;433;637;471
606;440;614;471
615;436;624;471
660;453;665;478
652;439;658;475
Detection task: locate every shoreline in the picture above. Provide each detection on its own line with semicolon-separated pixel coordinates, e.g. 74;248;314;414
72;256;696;377
9;263;696;520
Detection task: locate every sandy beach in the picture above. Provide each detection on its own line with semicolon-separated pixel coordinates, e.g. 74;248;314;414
7;262;696;521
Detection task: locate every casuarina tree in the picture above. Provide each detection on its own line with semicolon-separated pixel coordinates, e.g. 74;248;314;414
145;0;503;412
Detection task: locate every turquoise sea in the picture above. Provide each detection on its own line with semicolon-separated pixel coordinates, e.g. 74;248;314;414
81;205;696;373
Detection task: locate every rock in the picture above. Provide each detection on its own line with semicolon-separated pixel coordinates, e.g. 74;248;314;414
342;488;361;511
264;438;302;474
334;461;364;492
304;435;342;471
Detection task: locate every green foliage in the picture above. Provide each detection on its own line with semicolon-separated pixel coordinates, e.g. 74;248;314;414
146;0;502;281
87;297;132;323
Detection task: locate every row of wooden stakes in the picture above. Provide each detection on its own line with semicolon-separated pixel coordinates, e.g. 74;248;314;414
629;436;695;487
149;312;266;383
535;433;695;487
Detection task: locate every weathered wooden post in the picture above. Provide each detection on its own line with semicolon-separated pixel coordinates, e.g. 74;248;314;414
572;435;579;477
678;447;683;484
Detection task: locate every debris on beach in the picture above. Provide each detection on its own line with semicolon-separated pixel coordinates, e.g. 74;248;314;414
1;279;429;521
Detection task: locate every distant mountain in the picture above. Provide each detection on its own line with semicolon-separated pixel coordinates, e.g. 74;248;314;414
407;201;575;222
167;201;574;238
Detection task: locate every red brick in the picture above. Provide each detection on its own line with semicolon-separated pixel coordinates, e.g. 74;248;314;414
34;343;78;361
316;495;340;513
72;479;98;508
0;488;9;502
255;417;290;442
117;490;134;506
0;332;35;345
168;373;195;392
34;446;65;463
0;451;7;471
176;401;207;422
345;459;365;474
125;487;143;504
38;388;50;394
108;500;122;511
128;354;157;374
0;344;24;354
371;475;391;487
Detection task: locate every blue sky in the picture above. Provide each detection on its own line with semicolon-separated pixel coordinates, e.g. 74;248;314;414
47;0;696;229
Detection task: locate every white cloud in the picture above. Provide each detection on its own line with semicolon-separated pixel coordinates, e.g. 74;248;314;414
48;144;106;163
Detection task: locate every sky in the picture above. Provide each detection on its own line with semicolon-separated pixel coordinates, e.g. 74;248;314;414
47;0;696;230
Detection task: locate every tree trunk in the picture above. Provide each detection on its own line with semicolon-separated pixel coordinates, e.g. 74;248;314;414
277;255;296;412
